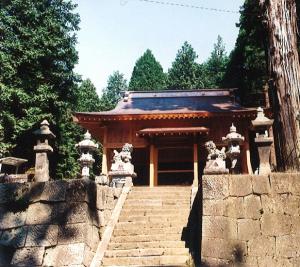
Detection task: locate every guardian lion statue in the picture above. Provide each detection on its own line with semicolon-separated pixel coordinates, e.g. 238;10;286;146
204;141;228;174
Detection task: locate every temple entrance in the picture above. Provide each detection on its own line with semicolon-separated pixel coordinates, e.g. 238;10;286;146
157;146;194;185
146;134;203;187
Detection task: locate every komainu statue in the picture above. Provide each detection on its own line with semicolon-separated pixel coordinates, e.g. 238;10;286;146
204;141;229;174
109;143;136;187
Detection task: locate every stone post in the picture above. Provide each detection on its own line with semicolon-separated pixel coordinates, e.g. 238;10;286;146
75;131;98;179
251;107;274;175
33;120;56;182
222;124;245;174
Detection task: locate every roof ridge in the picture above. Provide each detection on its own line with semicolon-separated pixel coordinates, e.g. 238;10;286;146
126;88;238;94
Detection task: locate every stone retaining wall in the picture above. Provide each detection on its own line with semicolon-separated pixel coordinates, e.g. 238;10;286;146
0;179;120;267
201;173;300;267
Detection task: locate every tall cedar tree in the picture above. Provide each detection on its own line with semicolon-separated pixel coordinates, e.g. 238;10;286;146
223;0;268;106
76;79;101;112
129;50;166;91
203;36;229;88
259;0;300;170
0;0;82;178
100;71;127;111
167;42;204;90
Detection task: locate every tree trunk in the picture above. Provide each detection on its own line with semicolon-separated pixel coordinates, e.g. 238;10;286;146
260;0;300;170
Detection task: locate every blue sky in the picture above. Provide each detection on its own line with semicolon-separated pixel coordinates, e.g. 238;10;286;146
74;0;244;94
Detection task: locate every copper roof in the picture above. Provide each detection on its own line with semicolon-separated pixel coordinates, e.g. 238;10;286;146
75;89;259;121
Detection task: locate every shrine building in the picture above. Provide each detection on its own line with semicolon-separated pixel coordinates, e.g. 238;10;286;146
74;89;263;187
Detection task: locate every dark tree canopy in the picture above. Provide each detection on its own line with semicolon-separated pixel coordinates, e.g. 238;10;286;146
0;0;82;178
100;71;127;111
129;49;166;91
223;0;268;106
167;42;204;90
75;79;101;112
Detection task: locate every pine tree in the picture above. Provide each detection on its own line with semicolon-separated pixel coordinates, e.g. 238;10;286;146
75;79;101;112
129;49;166;91
100;71;127;111
203;35;229;88
0;0;81;178
167;42;203;90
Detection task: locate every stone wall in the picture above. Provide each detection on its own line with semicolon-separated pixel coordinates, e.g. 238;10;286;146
0;179;119;267
201;173;300;267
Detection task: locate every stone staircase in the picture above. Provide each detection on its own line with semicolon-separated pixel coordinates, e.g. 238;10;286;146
102;186;192;266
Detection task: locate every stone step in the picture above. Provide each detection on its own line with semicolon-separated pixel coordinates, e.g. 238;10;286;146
111;233;187;243
102;255;190;266
123;199;190;207
108;240;187;250
120;209;190;217
113;226;187;236
115;221;188;230
127;193;190;201
128;191;191;197
130;191;190;195
118;214;189;224
104;247;190;258
133;186;190;190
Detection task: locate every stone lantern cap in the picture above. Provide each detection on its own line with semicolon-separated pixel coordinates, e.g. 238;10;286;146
75;131;98;152
251;107;273;129
222;124;245;144
33;120;56;139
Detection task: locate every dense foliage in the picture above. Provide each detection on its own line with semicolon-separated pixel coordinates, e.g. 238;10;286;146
100;71;128;111
223;0;300;107
129;50;166;91
203;36;229;88
223;0;268;106
167;42;204;90
75;79;102;112
0;0;82;178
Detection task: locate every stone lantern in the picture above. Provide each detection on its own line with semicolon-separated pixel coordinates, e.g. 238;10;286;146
222;124;245;174
33;120;56;182
75;131;98;179
251;107;274;175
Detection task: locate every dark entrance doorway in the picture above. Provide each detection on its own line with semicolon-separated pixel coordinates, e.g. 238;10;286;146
157;146;194;186
132;147;149;186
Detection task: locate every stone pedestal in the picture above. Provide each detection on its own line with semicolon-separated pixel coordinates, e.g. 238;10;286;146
34;148;52;182
108;171;135;188
204;159;229;175
255;137;274;175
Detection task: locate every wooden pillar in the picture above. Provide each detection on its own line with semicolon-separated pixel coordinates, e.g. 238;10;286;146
149;144;158;187
102;147;108;174
102;127;108;174
244;137;253;174
246;147;253;174
193;143;198;187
